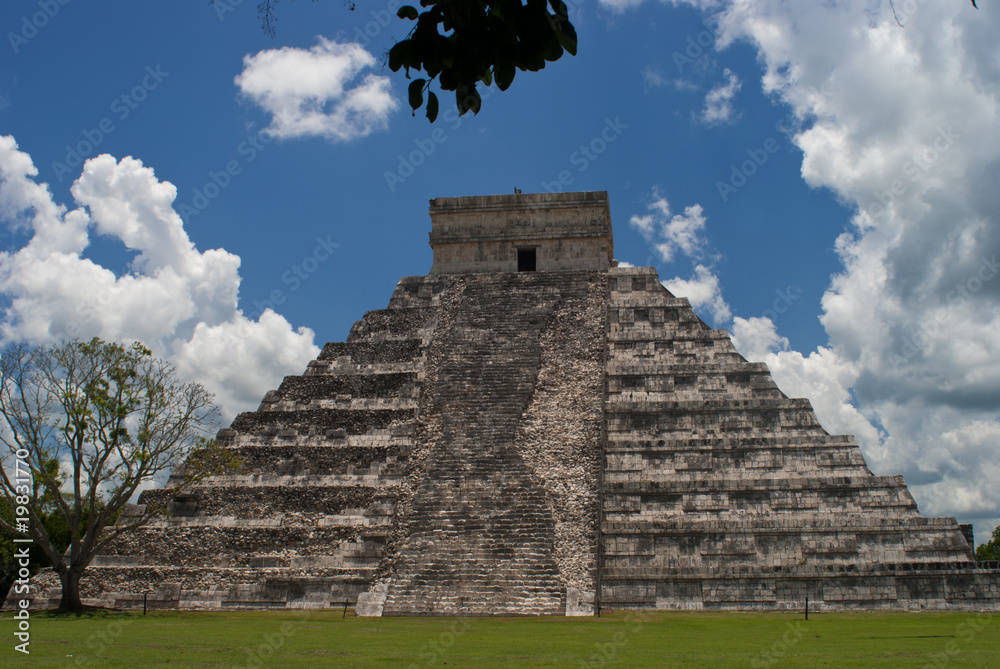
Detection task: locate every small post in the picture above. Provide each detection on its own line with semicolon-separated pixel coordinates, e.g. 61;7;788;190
804;596;808;621
143;591;148;616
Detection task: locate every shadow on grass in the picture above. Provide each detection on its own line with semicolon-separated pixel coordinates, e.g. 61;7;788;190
37;605;136;619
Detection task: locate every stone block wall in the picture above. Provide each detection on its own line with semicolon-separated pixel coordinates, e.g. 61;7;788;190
16;275;449;610
599;266;999;611
428;191;613;273
12;194;1000;615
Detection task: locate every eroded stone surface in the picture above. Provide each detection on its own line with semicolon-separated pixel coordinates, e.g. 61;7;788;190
10;191;999;614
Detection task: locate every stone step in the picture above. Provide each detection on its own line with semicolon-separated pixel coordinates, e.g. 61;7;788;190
138;485;397;518
97;526;388;567
319;339;425;364
230;408;414;435
209;444;410;476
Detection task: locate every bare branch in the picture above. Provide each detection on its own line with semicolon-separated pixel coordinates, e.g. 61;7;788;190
0;337;227;611
889;0;904;27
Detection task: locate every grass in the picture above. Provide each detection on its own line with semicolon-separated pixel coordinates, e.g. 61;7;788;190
1;608;997;668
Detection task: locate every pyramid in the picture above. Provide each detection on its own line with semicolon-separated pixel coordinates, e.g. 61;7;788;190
16;191;1000;613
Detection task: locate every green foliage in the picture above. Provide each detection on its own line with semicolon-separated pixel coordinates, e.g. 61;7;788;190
975;524;1000;561
256;0;577;121
389;0;577;120
0;337;226;611
0;491;99;600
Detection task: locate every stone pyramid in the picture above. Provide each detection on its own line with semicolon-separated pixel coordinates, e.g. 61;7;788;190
18;191;1000;613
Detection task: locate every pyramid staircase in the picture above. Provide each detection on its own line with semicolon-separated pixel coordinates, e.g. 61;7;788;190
11;191;998;613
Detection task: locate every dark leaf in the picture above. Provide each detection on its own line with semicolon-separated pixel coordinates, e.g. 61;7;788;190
388;42;407;72
426;91;439;122
555;21;577;56
462;84;482;115
495;60;516;91
397;5;419;20
408;78;426;111
440;68;459;91
542;36;564;62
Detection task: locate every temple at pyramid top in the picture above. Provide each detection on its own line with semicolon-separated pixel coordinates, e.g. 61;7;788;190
428;191;614;273
12;189;1000;616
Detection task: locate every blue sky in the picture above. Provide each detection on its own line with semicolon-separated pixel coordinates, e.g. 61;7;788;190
2;1;998;542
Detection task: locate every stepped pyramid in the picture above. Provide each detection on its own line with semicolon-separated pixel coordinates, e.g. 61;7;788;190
16;191;1000;613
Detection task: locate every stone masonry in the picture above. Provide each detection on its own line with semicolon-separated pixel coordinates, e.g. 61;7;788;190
13;191;1000;613
601;265;998;611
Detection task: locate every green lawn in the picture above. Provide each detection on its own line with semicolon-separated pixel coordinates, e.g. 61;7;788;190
2;608;997;668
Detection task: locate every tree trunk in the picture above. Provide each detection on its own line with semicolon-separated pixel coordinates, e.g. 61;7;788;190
58;566;85;613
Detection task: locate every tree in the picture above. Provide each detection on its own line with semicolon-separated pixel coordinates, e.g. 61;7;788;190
0;338;230;612
255;0;577;121
977;525;1000;561
0;464;93;601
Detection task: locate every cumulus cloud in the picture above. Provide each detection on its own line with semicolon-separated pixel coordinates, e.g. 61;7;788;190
615;0;1000;538
731;315;881;459
0;136;319;421
700;67;741;125
630;191;730;324
663;264;731;323
629;194;709;263
235;37;398;142
599;0;649;11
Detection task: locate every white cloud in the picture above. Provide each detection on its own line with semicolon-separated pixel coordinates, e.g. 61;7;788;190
730;314;788;360
0;136;319;422
630;191;731;325
235;37;398;142
731;315;881;461
663;264;731;323
662;0;1000;539
700;67;741;125
599;0;649;11
612;0;1000;538
642;67;669;89
629;194;708;263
